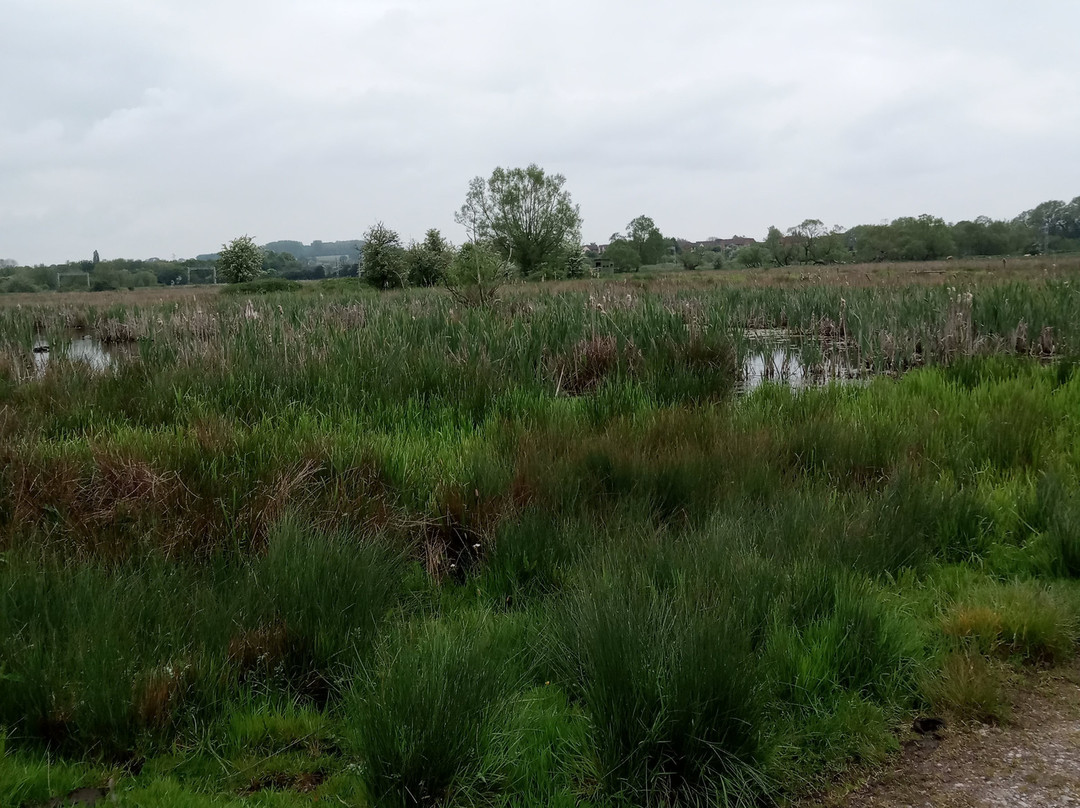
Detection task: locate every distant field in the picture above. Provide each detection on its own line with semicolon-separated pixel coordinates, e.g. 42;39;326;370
1;255;1076;309
0;282;224;308
1;269;1079;806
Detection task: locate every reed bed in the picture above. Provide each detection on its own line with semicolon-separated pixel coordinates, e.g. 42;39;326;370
1;274;1080;806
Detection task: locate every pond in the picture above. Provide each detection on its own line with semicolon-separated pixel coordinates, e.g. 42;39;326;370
32;334;131;376
740;328;863;392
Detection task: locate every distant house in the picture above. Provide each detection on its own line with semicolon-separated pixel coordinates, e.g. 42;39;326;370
310;255;350;268
695;236;757;249
674;236;759;251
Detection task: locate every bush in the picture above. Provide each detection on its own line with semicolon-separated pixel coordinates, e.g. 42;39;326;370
220;278;300;295
0;277;39;294
218;235;265;284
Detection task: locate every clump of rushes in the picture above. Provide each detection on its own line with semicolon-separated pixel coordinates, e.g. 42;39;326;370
549;334;638;395
551;568;768;805
0;519;404;757
228;517;406;700
764;565;921;708
941;581;1077;665
0;556;206;756
922;650;1009;724
344;614;518;808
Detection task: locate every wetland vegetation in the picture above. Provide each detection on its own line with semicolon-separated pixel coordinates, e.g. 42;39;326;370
2;268;1080;806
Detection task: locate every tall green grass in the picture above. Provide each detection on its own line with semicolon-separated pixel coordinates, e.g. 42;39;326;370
344;614;520;807
0;521;403;756
3;276;1080;803
551;567;766;805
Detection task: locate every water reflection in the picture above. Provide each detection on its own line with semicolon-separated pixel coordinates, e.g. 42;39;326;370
32;335;119;376
740;330;861;392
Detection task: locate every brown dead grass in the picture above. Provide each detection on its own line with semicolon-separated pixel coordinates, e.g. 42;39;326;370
512;255;1078;296
134;663;192;730
0;285;223;308
4;258;1075;313
550;334;636;395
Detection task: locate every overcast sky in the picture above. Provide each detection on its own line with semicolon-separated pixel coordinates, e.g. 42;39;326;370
2;0;1078;264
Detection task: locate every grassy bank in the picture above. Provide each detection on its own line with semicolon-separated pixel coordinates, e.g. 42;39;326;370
2;274;1080;806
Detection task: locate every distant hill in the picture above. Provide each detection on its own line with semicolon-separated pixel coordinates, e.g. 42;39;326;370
197;239;363;263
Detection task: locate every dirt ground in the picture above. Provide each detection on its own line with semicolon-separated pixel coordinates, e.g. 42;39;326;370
813;663;1080;808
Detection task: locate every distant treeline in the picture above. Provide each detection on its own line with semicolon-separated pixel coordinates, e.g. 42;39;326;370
723;197;1080;269
3;197;1078;294
196;239;361;264
0;257;217;294
0;250;345;294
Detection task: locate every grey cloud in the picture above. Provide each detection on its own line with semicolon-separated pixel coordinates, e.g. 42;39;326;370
2;0;1079;264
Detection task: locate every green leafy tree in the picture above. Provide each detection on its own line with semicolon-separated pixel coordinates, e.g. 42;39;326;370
678;249;704;270
785;219;850;263
1015;198;1080;253
764;226;794;266
564;250;587;279
892;215;955;261
455;164;582;277
952;217;1028;257
261;250;303;276
218;235;265;284
626;215;668;265
604;239;642;272
734;244;768;268
406;229;453;287
444;242;511;307
361;223;406;288
786;219;828;262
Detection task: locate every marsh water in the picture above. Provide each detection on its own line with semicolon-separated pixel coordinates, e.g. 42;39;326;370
740;328;862;391
25;328;864;391
32;334;130;376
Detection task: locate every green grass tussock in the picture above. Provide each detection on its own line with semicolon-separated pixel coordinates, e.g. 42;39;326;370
344;614;519;807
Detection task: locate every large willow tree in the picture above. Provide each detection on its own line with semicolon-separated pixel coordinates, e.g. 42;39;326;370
455;164;582;277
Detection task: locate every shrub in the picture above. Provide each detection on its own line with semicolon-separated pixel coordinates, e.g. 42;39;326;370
220;278;300;295
0;277;39;294
218;235;265;284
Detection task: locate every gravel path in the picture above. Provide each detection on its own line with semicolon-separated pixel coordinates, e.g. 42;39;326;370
813;663;1080;808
